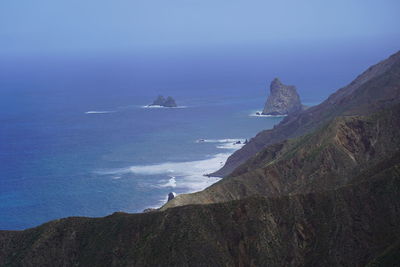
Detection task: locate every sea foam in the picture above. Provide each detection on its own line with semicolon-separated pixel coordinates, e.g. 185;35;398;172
141;105;187;109
85;110;115;114
158;176;177;188
97;139;244;193
249;111;287;117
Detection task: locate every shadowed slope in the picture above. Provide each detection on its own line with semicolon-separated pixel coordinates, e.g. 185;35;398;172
0;153;399;266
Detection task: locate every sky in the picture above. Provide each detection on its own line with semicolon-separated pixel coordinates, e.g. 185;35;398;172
1;0;399;57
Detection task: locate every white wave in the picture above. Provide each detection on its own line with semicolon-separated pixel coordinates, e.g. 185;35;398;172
97;153;230;192
141;105;187;109
97;137;246;211
85;110;115;114
158;176;177;188
249;111;287;117
196;138;244;143
216;142;245;150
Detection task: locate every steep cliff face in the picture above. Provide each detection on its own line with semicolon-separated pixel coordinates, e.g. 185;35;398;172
212;50;400;177
1;159;399;266
262;78;302;115
163;104;400;209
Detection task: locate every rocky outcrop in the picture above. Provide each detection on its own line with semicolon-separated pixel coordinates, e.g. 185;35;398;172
262;78;302;115
149;95;177;107
212;50;400;177
167;192;175;202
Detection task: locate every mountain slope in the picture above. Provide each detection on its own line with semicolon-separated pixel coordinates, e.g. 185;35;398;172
163;103;400;209
1;154;399;266
212;50;400;177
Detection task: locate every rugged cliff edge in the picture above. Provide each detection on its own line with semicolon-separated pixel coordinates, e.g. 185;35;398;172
212;50;400;177
262;78;302;115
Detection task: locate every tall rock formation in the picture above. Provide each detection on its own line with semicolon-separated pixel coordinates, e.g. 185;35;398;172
262;78;302;115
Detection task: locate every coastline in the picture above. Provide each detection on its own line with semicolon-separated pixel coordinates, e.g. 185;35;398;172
136;138;246;210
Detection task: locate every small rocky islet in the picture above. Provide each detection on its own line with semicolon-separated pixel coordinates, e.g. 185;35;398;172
149;95;177;107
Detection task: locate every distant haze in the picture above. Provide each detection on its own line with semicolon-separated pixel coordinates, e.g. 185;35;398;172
1;0;399;57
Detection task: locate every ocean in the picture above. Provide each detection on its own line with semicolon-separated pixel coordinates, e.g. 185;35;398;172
0;46;394;229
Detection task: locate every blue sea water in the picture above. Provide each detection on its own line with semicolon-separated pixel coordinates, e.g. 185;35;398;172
0;46;396;230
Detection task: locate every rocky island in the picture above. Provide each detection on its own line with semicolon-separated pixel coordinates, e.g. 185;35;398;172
149;95;177;107
262;78;303;115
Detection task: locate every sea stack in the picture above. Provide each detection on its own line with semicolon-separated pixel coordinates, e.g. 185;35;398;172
150;95;177;107
262;78;302;115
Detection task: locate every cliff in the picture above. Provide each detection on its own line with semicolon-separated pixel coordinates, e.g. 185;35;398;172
212;50;400;177
262;78;302;115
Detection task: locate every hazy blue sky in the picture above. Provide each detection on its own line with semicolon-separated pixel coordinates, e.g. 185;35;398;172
1;0;399;56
